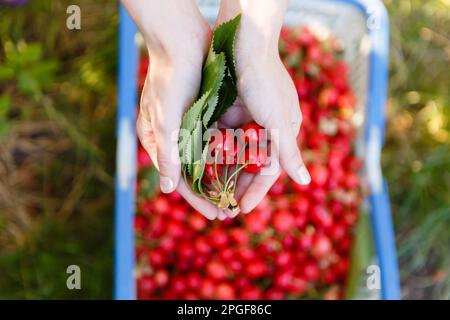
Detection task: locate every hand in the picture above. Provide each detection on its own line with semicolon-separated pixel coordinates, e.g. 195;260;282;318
122;0;225;220
216;0;311;214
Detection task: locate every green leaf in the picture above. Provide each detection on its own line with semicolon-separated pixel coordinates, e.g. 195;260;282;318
201;51;226;127
192;136;210;190
208;73;237;126
181;90;210;133
201;50;226;95
212;14;241;80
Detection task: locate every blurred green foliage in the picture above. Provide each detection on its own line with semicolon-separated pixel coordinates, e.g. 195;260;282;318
0;0;448;299
0;0;118;299
383;0;450;299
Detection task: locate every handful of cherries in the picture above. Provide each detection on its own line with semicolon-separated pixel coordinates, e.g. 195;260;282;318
201;122;268;211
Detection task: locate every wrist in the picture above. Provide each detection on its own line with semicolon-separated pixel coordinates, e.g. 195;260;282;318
216;0;287;59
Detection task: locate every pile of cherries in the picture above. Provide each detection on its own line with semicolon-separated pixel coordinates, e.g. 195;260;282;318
135;27;363;300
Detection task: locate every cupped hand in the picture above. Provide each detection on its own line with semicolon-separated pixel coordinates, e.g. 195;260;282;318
124;0;227;220
216;0;311;215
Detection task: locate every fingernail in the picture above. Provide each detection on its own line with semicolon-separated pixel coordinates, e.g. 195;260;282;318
159;176;174;193
297;164;311;185
218;211;227;221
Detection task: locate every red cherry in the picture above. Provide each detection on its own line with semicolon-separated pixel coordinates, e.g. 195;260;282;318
154;269;169;288
229;228;249;245
202;163;222;185
209;229;228;249
310;205;333;229
171;204;187;221
148;248;166;267
243;147;267;173
209;128;237;165
206;261;228;281
302;261;320;282
275;251;293;268
241;286;262;300
134;215;148;234
137;275;155;297
137;145;152;168
186;272;202;290
273;210;294;233
310;164;329;187
242;121;265;145
312;233;333;259
216;283;236;300
265;288;284;300
246;260;268;279
200;279;215;299
188;214;207;231
290;275;308;295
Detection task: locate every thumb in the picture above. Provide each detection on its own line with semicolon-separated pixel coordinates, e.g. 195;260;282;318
153;119;182;194
271;121;310;186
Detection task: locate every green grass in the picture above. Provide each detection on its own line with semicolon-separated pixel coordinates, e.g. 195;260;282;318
383;0;450;299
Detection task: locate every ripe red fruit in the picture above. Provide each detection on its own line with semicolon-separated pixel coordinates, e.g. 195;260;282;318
202;163;223;185
310;205;333;229
246;260;268;279
241;286;262;300
154;269;169;288
229;228;249;245
216;283;236;300
275;251;293;268
302;261;321;282
209;128;237;165
171;204;187;221
154;197;170;214
137;145;152;168
265;288;284;300
274;270;294;290
186;272;202;290
188;214;207;231
312;234;333;259
209;228;228;249
134;215;148;234
242;121;265;145
200;279;215;299
137;275;155;297
243;147;267;173
206;261;228;281
246;212;268;234
290;276;308;295
148;248;166;267
273;210;294;233
327;222;347;242
310;164;329;187
194;237;212;255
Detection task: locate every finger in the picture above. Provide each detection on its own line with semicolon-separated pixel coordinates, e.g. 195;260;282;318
271;120;310;186
224;208;240;219
233;171;254;202
144;74;186;195
176;179;220;220
240;148;282;213
218;210;227;221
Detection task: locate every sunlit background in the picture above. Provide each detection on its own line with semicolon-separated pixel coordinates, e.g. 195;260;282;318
0;0;448;299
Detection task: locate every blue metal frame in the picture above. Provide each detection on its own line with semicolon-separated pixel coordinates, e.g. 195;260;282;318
114;5;138;300
114;0;400;300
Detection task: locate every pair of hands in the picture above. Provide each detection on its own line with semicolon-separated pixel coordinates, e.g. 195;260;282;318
123;0;311;220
